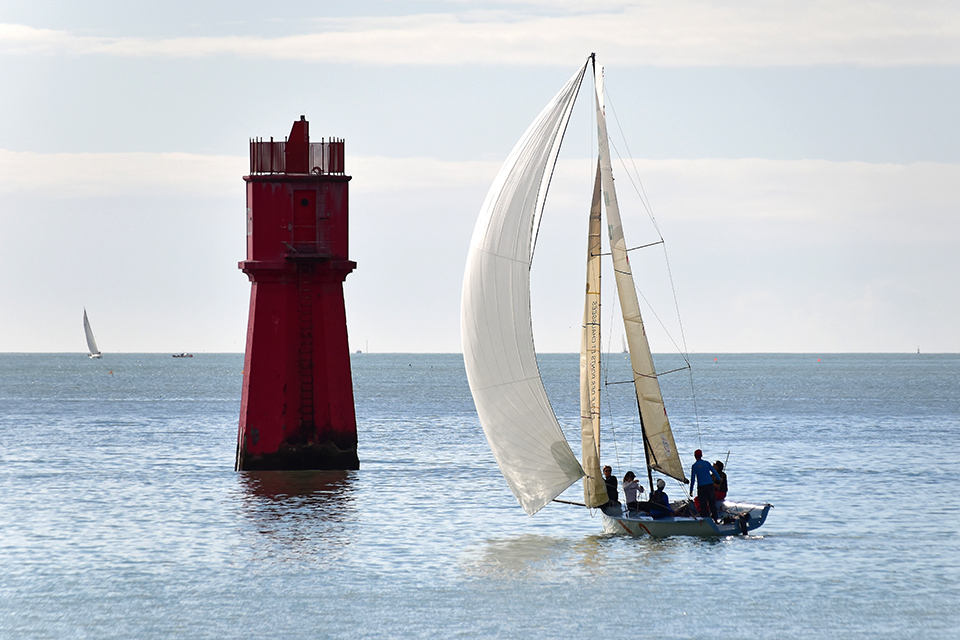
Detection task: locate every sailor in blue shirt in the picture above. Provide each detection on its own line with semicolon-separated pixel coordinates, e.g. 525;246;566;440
689;449;722;521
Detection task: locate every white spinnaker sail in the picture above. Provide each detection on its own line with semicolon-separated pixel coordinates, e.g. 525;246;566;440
83;308;100;356
462;61;588;516
580;163;609;507
594;65;687;483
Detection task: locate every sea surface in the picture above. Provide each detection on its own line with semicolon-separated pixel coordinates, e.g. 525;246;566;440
1;352;958;638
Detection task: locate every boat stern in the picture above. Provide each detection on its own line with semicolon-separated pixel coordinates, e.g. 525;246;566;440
600;500;773;537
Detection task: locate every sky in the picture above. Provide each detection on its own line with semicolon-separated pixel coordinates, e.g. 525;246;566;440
1;0;958;353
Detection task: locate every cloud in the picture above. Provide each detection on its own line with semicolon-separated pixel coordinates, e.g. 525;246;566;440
350;156;498;192
2;150;958;351
2;150;957;246
0;150;500;200
545;157;960;244
3;1;960;66
524;156;960;352
0;150;246;197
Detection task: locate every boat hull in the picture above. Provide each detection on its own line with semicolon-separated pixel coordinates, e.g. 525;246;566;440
601;500;772;537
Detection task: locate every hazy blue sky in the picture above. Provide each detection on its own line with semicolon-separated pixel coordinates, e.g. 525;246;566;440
1;1;958;353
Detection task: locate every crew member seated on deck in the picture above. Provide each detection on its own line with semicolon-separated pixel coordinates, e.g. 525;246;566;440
650;479;674;519
603;465;619;506
713;460;728;502
622;471;644;512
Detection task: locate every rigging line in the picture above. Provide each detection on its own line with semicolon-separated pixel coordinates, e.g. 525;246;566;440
605;88;691;361
658;239;704;445
553;498;587;507
596;162;624;475
630;254;705;445
605;95;697;378
606;91;702;445
604;362;690;387
604;100;672;468
627;240;665;252
656;365;692;377
601;268;624;474
607;134;695;371
606;132;694;367
633;283;690;368
656;241;693;367
598;239;664;256
605;89;661;237
609;137;654;225
606;85;707;463
613;90;702;447
689;362;704;450
530;59;590;263
605;352;623;474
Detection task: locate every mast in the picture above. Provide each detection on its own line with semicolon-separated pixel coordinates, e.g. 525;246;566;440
637;400;655;492
580;162;608;508
592;57;688;484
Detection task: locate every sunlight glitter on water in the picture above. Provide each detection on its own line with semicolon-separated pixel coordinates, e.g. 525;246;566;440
1;353;958;638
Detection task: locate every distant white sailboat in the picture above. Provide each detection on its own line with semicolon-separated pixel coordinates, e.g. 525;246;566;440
83;308;102;359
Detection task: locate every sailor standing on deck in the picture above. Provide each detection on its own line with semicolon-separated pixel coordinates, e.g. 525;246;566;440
689;449;722;521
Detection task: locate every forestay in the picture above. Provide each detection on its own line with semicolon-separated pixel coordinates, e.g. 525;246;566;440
461;62;588;516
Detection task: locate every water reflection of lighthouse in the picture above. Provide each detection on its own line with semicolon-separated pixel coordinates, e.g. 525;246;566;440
238;471;357;557
235;116;359;471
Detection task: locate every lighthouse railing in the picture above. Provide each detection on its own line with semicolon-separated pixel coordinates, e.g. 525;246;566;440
250;139;345;175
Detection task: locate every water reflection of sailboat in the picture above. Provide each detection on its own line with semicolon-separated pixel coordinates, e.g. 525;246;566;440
461;535;579;579
461;534;667;580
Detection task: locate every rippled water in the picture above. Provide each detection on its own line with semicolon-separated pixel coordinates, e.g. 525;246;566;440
1;353;958;638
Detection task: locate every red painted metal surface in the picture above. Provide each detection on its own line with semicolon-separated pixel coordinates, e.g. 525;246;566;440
236;117;359;470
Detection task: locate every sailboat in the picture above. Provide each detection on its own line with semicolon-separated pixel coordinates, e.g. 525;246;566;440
461;55;771;537
83;308;102;359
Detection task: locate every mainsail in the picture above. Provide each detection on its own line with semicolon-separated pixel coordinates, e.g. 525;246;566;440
83;308;101;358
461;61;588;516
593;66;687;483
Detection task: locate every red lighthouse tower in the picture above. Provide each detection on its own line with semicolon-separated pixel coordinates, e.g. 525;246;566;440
236;116;359;471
